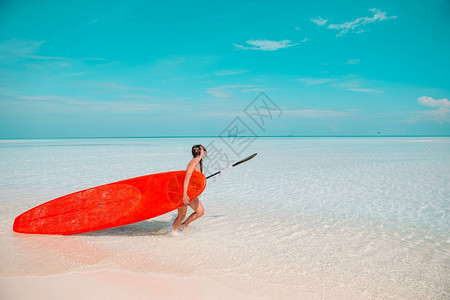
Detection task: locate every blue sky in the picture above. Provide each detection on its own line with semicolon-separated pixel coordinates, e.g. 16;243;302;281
0;0;449;138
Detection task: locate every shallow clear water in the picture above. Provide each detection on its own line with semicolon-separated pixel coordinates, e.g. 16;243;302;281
1;137;449;298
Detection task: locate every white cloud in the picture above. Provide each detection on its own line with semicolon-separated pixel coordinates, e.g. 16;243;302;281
301;37;310;43
347;59;360;64
0;39;66;60
330;77;385;93
92;82;167;94
297;78;335;85
240;87;278;93
348;88;382;93
240;88;263;93
297;76;384;93
417;96;450;108
414;96;450;123
15;93;160;113
0;38;46;55
25;55;67;60
312;8;397;37
214;69;250;76
18;95;77;104
234;39;298;51
422;108;450;121
311;17;328;26
285;109;353;118
0;38;106;61
206;85;255;98
20;55;106;61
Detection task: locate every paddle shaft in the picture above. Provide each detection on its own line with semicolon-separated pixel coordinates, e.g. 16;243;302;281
205;153;257;179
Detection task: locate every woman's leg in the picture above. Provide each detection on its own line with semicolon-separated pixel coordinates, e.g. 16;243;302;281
181;198;205;228
173;205;187;231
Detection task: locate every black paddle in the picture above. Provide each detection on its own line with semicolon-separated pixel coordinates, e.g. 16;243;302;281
206;153;257;179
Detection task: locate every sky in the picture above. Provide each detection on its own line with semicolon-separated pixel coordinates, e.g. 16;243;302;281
0;0;449;138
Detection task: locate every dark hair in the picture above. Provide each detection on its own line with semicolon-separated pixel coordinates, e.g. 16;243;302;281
191;144;206;173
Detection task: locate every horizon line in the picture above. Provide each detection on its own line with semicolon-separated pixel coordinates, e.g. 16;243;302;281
1;134;450;140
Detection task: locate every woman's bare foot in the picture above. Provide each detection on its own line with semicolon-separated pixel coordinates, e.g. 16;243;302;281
181;224;190;233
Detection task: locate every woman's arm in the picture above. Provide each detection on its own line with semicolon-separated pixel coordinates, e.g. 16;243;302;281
182;160;196;204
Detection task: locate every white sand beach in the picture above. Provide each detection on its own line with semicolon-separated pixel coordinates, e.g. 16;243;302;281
1;270;265;300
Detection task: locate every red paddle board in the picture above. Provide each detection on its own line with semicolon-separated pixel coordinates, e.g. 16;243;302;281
13;171;206;235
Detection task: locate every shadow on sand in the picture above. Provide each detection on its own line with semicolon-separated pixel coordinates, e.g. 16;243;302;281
77;220;174;237
77;215;227;237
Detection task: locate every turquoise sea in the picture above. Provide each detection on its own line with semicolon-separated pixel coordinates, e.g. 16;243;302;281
1;137;449;298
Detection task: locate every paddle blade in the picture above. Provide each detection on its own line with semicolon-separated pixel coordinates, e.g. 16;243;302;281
206;153;257;179
232;153;257;167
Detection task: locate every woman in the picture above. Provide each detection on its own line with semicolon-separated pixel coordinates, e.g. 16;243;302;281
172;145;206;234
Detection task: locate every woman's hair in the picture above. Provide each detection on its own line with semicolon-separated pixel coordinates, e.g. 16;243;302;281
192;144;206;173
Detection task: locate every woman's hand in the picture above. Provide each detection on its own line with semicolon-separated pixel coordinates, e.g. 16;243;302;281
183;194;190;205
